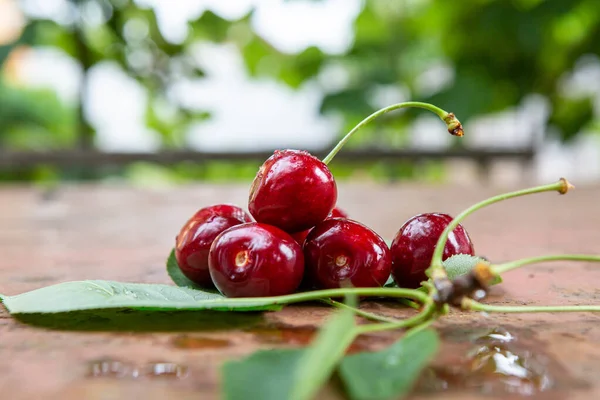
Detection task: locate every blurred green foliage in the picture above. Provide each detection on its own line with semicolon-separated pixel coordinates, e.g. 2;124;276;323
1;0;599;182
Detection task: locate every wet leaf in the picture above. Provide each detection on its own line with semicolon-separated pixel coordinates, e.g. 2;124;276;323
338;329;440;400
0;280;283;314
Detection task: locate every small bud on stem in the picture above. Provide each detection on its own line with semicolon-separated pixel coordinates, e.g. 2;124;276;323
322;102;464;165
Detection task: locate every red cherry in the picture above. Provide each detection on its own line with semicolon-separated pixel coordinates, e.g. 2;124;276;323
248;149;337;233
175;204;253;287
390;213;475;289
291;206;349;246
208;222;304;297
329;206;348;219
303;218;391;290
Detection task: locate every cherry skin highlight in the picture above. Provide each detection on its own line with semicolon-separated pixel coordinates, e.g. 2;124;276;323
175;204;253;287
208;222;304;297
291;206;349;246
248;149;337;233
390;212;475;289
303;218;391;290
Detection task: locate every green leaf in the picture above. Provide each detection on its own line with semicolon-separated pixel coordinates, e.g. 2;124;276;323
223;304;357;400
338;329;440;400
443;254;502;285
166;249;218;292
1;280;283;314
223;349;304;400
289;304;357;400
383;275;396;288
443;254;483;280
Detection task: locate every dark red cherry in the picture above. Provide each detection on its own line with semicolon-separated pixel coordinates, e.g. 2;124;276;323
303;218;391;290
291;206;349;246
208;222;304;297
248;149;337;233
390;213;475;289
329;206;348;219
175;204;253;287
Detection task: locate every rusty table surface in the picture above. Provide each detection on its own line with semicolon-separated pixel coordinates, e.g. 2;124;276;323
1;181;600;400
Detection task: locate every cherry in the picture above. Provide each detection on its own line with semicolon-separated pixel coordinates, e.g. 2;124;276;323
329;206;349;219
390;213;475;289
175;204;253;287
303;218;391;290
208;222;304;297
291;206;349;245
248;149;337;233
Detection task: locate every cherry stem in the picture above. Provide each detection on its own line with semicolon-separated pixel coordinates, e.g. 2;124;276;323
463;298;600;313
216;287;429;306
320;299;401;323
492;254;600;275
427;178;574;281
322;102;463;165
354;302;436;334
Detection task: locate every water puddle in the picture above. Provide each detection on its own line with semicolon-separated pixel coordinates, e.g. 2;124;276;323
416;326;569;396
144;362;189;379
88;358;188;380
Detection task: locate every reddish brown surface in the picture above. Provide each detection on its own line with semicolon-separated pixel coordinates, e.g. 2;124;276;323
1;182;600;400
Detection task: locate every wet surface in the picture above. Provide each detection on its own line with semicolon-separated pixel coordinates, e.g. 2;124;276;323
415;325;589;398
88;359;189;380
2;184;600;399
245;323;381;354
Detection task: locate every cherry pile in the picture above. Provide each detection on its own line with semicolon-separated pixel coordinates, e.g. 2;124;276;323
174;150;473;298
174;102;467;298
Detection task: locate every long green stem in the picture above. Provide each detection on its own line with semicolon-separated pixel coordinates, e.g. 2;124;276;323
322;102;462;165
492;254;600;275
354;302;436;335
463;299;600;313
404;318;435;338
320;299;401;323
212;287;429;306
428;178;573;278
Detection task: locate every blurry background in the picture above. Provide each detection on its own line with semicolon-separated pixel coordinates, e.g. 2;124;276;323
1;0;599;187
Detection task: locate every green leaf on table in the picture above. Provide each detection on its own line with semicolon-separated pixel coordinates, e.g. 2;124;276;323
289;304;357;400
223;302;357;400
338;329;440;400
443;254;502;285
223;349;305;400
166;248;219;292
0;280;283;314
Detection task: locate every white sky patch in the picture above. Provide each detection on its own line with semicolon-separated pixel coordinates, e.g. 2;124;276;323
134;0;363;54
85;62;161;152
19;0;75;25
250;0;363;54
14;46;82;104
172;42;341;152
